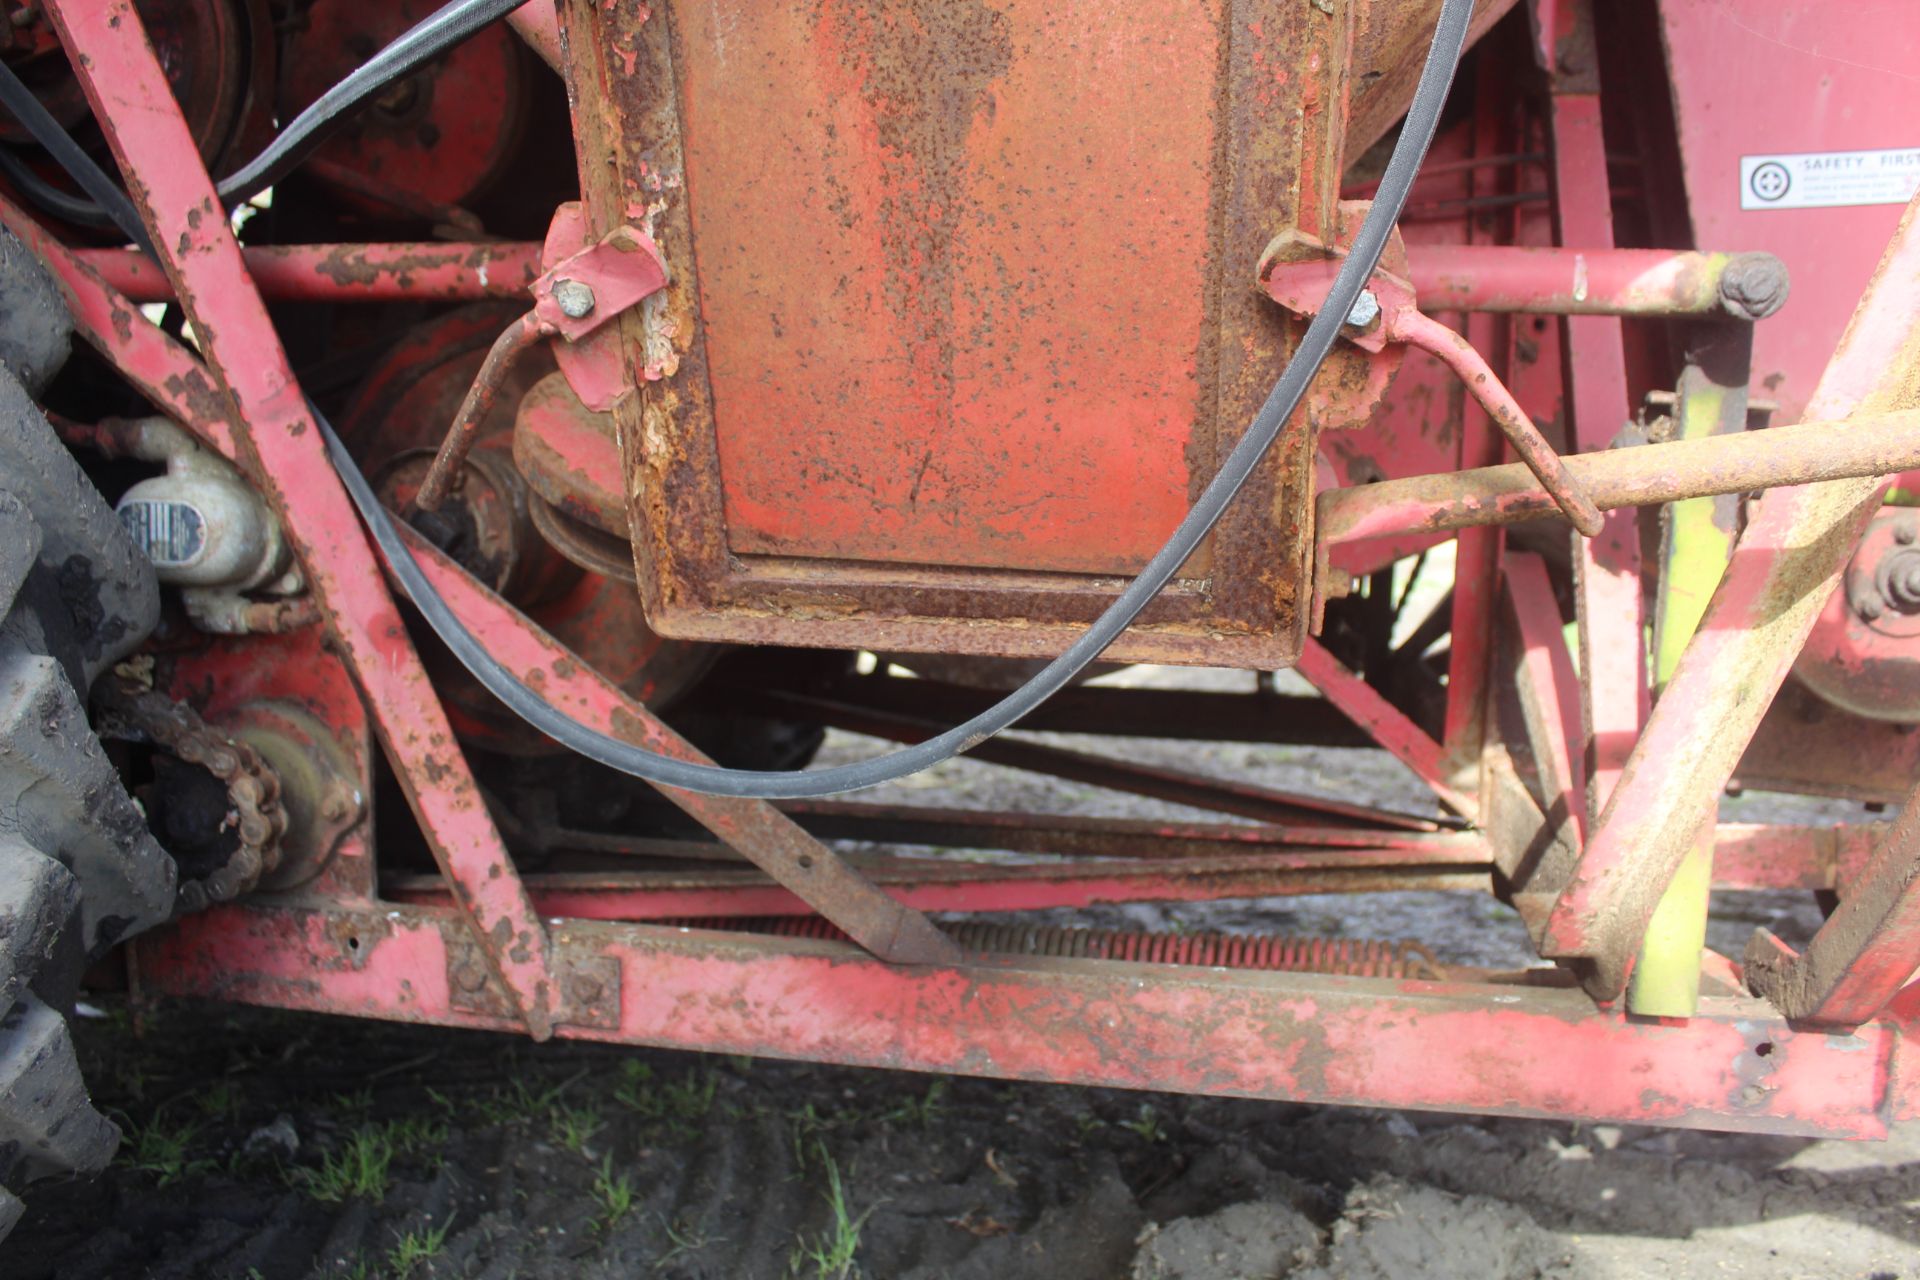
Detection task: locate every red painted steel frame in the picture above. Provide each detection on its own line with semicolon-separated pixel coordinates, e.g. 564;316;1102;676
1297;641;1477;818
382;822;1878;922
399;528;960;968
45;0;560;1039
1544;195;1920;994
33;167;1920;1128
0;139;958;969
1544;1;1647;829
136;901;1920;1140
1746;772;1920;1030
76;243;540;303
37;179;1872;922
388;861;1494;921
27;0;1920;1139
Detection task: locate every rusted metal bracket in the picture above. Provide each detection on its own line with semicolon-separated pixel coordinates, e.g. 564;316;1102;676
1262;229;1603;536
537;202;677;410
395;527;964;969
447;935;622;1031
530;224;668;342
415;221;667;512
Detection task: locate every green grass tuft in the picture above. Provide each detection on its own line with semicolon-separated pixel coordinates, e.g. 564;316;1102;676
548;1101;603;1155
787;1144;877;1280
294;1126;394;1202
1119;1103;1167;1143
591;1152;637;1227
385;1216;453;1277
121;1110;211;1186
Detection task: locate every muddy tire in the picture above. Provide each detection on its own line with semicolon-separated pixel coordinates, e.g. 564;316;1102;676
0;234;169;1241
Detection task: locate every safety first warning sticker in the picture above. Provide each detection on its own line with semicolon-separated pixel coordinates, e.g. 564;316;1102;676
1741;148;1920;211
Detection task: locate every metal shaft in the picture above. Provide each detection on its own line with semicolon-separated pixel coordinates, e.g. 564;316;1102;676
1317;408;1920;545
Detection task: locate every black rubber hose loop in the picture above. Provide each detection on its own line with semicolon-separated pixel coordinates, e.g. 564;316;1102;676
11;0;1477;797
0;0;527;229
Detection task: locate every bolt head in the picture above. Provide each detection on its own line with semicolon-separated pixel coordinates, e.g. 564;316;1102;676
1897;520;1917;545
1344;289;1381;329
1718;254;1790;321
566;972;604;1003
451;958;488;993
552;278;596;320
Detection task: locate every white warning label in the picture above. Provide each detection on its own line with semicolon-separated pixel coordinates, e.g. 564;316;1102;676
1740;148;1920;211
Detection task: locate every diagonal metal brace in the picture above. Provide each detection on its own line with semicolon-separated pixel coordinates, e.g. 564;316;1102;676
1537;193;1920;1000
1745;777;1920;1030
394;527;963;968
2;180;955;974
43;0;564;1036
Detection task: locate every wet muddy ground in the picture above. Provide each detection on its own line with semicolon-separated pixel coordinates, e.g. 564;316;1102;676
11;674;1920;1278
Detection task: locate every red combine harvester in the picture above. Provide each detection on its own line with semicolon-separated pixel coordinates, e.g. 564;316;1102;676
2;0;1918;1235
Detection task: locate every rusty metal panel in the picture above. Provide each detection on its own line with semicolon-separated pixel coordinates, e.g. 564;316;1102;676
557;0;1367;665
674;0;1219;575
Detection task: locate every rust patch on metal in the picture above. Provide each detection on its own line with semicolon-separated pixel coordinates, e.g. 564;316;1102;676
324;912;391;971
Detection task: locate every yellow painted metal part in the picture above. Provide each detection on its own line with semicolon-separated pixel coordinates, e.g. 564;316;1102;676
1628;381;1738;1017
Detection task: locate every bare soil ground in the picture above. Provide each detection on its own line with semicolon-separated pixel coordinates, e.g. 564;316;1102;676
10;687;1920;1279
12;997;1920;1280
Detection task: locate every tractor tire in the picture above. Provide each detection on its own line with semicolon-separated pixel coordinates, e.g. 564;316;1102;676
0;233;170;1240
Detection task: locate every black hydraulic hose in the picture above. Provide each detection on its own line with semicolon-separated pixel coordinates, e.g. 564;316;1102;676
17;0;1475;797
0;0;526;228
0;60;151;243
214;0;529;203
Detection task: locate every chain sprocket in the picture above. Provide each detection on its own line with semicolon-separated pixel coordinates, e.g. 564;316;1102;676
96;662;287;911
